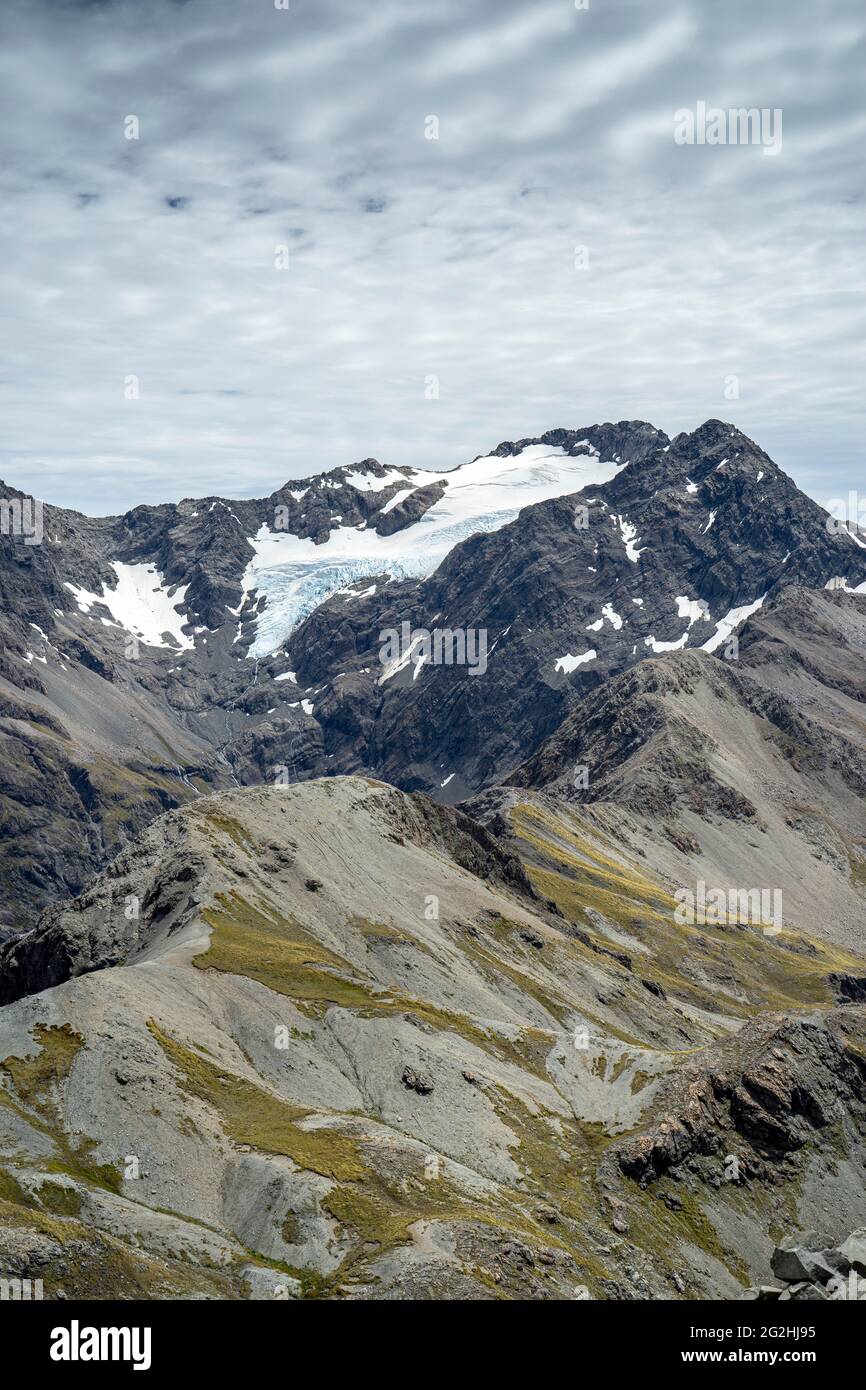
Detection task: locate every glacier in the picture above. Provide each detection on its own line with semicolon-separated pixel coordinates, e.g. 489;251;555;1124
242;443;624;657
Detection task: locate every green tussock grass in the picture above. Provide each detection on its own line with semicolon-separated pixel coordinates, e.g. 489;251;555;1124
147;1020;366;1181
626;1183;751;1288
199;811;256;853
194;891;559;1078
37;1181;83;1218
196;892;377;1011
1;1023;84;1108
0;1166;35;1209
147;1024;576;1289
511;801;866;1020
0;1194;237;1298
1;1025;122;1195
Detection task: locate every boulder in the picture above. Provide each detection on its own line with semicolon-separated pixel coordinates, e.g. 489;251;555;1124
839;1230;866;1275
771;1245;838;1285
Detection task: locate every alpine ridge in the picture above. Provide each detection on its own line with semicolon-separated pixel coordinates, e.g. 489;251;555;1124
1;419;865;1303
0;421;862;931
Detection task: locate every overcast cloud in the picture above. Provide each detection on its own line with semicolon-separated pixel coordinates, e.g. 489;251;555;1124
0;0;863;514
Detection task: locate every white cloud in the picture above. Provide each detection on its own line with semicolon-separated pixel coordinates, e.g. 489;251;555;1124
0;0;863;513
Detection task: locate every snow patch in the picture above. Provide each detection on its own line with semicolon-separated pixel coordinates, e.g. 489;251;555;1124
378;634;426;685
379;488;414;515
675;595;710;626
343;468;413;493
825;577;866;595
613;514;645;563
701;595;767;653
64;563;193;650
555;649;597;673
644;633;689;653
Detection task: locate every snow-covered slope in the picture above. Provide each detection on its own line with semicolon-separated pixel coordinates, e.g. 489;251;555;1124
241;442;623;655
64;562;194;651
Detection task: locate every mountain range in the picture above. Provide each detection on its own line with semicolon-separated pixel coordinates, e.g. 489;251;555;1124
1;420;865;1301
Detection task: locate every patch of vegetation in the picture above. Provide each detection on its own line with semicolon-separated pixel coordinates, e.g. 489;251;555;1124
0;1025;122;1195
148;1020;366;1181
512;801;866;1020
0;1166;35;1209
0;1194;237;1298
241;1254;331;1300
1;1023;83;1111
848;854;866;890
454;932;571;1030
199;811;256;853
514;803;677;925
484;1088;614;1292
195;891;557;1078
195;893;377;1012
38;1181;83;1217
626;1181;751;1288
280;1210;301;1245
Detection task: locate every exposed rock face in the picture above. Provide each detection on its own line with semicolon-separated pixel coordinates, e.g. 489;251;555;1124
282;422;866;797
0;779;538;1008
741;1230;866;1300
2;422;866;1303
374;480;447;536
1;422;863;933
0;811;204;1006
612;1012;866;1185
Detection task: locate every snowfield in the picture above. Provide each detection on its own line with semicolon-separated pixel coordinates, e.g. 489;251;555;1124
242;443;624;656
64;563;193;650
555;648;598;673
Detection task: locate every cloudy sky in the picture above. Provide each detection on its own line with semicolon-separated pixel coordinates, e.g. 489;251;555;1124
0;0;863;514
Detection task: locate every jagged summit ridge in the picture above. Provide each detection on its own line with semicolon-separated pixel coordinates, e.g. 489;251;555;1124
0;418;864;928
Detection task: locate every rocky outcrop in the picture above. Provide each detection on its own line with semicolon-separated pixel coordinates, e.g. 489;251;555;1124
374;480;446;536
742;1230;866;1300
2;422;865;933
503;586;866;946
0;811;203;1005
612;1011;866;1186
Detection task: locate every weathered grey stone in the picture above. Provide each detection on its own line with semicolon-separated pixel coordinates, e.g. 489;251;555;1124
839;1230;866;1275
